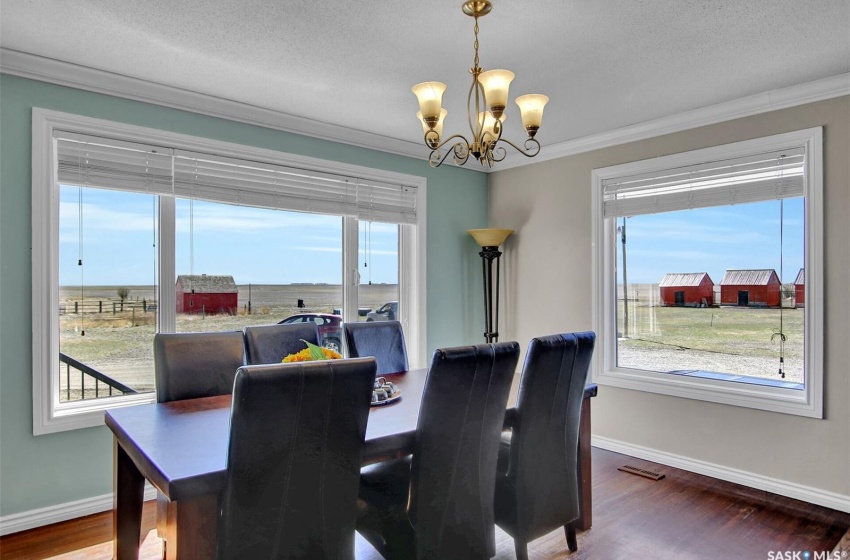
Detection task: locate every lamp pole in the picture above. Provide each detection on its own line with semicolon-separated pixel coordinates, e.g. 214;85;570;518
467;228;514;344
479;245;502;343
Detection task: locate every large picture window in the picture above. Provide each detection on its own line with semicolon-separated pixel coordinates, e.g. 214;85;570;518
33;109;426;434
592;128;822;417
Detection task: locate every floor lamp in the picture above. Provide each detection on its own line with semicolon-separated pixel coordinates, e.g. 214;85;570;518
467;228;514;343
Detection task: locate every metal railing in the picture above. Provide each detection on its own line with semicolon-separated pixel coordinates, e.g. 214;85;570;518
59;352;138;401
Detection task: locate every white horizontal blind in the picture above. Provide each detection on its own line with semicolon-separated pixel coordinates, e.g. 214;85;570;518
55;133;418;224
173;151;358;215
603;147;806;218
356;179;418;224
55;132;173;195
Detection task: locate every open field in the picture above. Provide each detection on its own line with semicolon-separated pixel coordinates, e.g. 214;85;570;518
617;284;804;384
58;284;398;400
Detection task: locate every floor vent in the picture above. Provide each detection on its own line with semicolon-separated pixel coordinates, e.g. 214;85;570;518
618;465;666;480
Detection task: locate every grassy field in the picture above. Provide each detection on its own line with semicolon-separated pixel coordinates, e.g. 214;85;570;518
58;284;398;400
617;284;804;383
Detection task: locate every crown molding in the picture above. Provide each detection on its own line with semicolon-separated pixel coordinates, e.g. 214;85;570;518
497;72;850;170
2;48;848;174
0;48;428;162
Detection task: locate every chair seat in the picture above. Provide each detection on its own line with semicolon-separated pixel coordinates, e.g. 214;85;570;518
357;457;415;558
359;456;412;511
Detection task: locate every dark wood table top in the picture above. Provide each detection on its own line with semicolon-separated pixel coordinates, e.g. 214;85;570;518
104;368;597;503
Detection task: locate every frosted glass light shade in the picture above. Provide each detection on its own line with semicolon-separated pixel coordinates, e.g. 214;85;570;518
478;69;514;115
478;111;506;140
467;228;514;248
411;82;447;120
515;94;549;131
418;109;447;136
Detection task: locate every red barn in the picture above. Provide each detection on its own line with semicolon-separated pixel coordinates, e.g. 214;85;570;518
794;268;805;308
720;269;781;307
659;272;714;307
176;274;238;315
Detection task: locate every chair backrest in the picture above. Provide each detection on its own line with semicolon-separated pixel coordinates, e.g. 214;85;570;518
217;358;377;560
408;341;520;559
154;331;246;403
243;322;319;365
508;331;595;542
344;321;408;375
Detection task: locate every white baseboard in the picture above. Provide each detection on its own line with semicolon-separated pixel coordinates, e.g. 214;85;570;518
593;435;850;514
0;485;157;536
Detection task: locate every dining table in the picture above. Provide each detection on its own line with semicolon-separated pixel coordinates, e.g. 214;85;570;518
105;368;598;560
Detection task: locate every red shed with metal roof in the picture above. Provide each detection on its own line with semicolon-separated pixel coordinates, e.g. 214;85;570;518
659;272;714;307
719;269;781;307
176;274;238;315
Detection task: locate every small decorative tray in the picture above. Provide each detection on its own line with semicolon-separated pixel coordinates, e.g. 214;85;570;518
371;377;402;406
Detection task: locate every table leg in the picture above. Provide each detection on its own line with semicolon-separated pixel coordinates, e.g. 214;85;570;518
575;395;593;530
160;493;219;560
113;439;145;560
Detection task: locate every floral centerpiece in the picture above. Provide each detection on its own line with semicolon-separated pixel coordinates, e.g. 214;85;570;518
283;339;343;362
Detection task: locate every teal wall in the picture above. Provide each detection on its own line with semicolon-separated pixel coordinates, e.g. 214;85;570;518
0;74;488;516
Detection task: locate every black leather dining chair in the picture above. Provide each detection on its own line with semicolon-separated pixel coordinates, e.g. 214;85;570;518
356;341;520;559
153;331;246;403
494;331;596;559
344;320;408;375
243;322;320;365
217;358;377;560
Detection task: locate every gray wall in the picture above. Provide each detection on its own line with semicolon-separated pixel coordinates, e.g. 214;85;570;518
489;96;850;496
0;74;489;516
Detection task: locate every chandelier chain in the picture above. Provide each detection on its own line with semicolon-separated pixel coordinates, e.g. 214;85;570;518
473;16;480;70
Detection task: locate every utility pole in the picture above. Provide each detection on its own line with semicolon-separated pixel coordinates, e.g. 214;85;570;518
619;217;629;337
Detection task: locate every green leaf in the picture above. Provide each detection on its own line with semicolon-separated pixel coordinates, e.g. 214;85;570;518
303;339;326;361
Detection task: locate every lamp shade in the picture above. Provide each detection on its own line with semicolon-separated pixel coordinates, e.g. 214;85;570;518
478;111;506;141
478;69;514;114
418;109;447;137
515;94;549;131
411;82;447;120
467;228;514;247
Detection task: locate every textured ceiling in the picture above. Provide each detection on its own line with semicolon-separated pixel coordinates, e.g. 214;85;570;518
2;0;849;151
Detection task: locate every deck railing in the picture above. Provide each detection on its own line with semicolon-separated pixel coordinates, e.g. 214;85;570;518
59;352;138;401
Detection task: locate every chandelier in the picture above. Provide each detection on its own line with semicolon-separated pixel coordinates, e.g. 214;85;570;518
412;0;549;168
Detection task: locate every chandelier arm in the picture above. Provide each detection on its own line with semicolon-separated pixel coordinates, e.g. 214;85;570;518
468;71;485;142
428;136;472;168
452;141;471;166
428;133;472;153
491;137;542;158
489;143;507;163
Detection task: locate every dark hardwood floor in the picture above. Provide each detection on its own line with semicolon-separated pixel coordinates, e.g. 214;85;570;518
2;448;847;559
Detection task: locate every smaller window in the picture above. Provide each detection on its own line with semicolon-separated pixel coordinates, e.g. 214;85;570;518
592;128;823;418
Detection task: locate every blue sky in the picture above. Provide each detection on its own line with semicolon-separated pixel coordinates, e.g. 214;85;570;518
59;187;399;286
59;186;803;287
618;198;804;285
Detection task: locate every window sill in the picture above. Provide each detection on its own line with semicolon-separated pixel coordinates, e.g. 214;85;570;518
594;366;821;418
34;393;156;435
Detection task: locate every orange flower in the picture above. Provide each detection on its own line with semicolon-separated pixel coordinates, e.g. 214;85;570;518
283;340;343;363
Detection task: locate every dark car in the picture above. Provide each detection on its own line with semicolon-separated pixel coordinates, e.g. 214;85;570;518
277;313;342;352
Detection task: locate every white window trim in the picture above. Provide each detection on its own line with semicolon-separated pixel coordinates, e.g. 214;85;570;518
591;128;823;418
32;108;427;435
